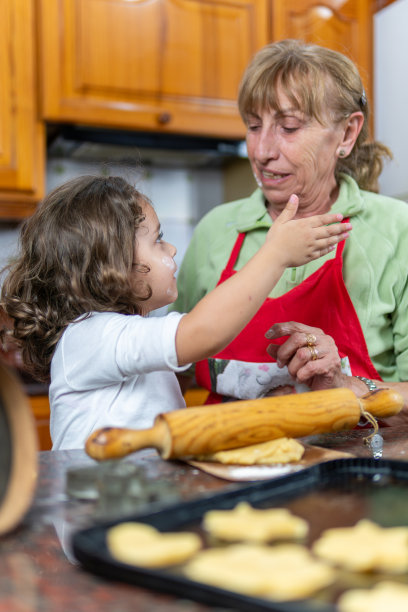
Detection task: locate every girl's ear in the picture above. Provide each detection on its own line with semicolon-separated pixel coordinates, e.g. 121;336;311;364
336;111;364;158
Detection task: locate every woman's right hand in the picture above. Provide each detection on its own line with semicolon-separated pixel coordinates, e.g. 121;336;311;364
268;194;352;267
265;321;408;417
265;321;348;391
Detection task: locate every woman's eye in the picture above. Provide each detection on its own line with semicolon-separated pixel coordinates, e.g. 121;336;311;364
156;231;164;243
282;125;299;134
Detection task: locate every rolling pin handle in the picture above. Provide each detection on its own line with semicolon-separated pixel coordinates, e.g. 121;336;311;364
359;388;403;419
85;418;171;461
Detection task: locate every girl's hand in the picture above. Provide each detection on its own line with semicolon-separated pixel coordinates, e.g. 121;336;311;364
267;194;352;268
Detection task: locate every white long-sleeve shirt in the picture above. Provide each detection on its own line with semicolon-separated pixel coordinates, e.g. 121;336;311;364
50;311;189;450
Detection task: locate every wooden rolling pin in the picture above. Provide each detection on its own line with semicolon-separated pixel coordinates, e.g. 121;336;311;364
85;387;403;461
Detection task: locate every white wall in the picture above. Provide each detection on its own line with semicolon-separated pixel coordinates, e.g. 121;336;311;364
0;225;20;270
374;0;408;200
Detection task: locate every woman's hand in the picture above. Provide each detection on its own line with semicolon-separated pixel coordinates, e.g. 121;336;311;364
265;321;348;391
265;321;408;417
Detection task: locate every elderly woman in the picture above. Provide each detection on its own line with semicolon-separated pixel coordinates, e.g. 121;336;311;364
170;39;408;408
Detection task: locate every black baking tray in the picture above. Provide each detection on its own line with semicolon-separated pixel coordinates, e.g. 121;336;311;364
72;458;408;611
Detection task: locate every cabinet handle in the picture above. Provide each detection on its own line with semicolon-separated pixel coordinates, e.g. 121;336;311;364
157;112;172;125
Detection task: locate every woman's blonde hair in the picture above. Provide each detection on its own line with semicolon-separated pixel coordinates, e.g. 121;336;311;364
0;175;151;381
238;39;391;192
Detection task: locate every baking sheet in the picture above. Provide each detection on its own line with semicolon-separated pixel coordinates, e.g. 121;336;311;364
72;458;408;612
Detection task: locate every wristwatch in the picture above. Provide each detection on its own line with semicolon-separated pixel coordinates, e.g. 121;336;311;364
355;375;378;392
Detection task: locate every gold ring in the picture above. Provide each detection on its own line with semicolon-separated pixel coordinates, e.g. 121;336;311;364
309;345;318;361
306;333;317;347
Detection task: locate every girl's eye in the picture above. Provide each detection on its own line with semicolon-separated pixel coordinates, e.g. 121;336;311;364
156;231;164;243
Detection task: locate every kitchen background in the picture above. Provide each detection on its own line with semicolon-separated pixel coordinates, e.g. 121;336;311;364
0;0;406;450
0;0;407;279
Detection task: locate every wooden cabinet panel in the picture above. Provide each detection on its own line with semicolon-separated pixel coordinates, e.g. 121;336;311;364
0;0;45;218
29;395;52;451
184;386;209;406
271;0;373;105
38;0;269;139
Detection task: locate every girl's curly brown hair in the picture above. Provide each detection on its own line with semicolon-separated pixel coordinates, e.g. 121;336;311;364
0;175;150;382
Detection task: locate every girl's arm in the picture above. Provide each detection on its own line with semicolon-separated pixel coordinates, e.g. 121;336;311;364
175;195;351;366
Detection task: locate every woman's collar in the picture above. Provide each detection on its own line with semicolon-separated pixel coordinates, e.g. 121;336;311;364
235;175;364;234
331;174;365;218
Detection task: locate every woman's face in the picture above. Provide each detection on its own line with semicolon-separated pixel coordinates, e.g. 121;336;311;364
245;90;346;216
132;201;178;313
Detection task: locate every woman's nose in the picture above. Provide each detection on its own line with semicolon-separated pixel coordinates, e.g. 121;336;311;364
255;131;279;163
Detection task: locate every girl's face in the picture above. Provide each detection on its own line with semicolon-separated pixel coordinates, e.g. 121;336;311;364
245;88;347;216
132;201;178;313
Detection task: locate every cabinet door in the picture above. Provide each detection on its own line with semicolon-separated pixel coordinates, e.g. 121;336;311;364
0;0;45;218
271;0;373;104
39;0;269;139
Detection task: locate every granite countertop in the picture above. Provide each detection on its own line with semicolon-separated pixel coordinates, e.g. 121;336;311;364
0;448;239;612
1;420;408;612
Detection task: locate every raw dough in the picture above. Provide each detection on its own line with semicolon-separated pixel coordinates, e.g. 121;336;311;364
313;519;408;573
203;501;308;542
184;543;334;600
338;581;408;612
107;521;202;567
196;437;304;465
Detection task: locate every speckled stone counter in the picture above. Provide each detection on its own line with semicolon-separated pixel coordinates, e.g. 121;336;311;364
1;418;408;612
0;448;240;612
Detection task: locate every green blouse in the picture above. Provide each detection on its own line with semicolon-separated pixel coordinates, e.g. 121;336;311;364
170;175;408;382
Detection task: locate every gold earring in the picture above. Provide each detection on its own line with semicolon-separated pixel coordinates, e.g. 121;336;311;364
339;149;346;157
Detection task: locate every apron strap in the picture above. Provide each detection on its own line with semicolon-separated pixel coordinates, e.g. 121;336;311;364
224;233;245;274
335;217;350;261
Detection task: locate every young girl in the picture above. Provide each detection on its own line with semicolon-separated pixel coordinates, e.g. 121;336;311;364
0;175;350;450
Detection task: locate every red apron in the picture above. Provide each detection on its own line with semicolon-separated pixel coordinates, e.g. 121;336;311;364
195;228;382;403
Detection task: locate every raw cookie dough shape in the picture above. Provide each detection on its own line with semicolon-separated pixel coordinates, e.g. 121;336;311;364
203;501;308;543
107;521;202;568
184;543;335;600
313;519;408;573
338;581;408;612
196;437;304;465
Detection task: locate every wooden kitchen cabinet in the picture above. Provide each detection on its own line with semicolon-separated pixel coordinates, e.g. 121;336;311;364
0;0;45;218
0;0;382;219
38;0;269;139
271;0;374;107
29;395;52;451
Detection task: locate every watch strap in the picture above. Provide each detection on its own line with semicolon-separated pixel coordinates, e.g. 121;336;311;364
355;375;378;391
